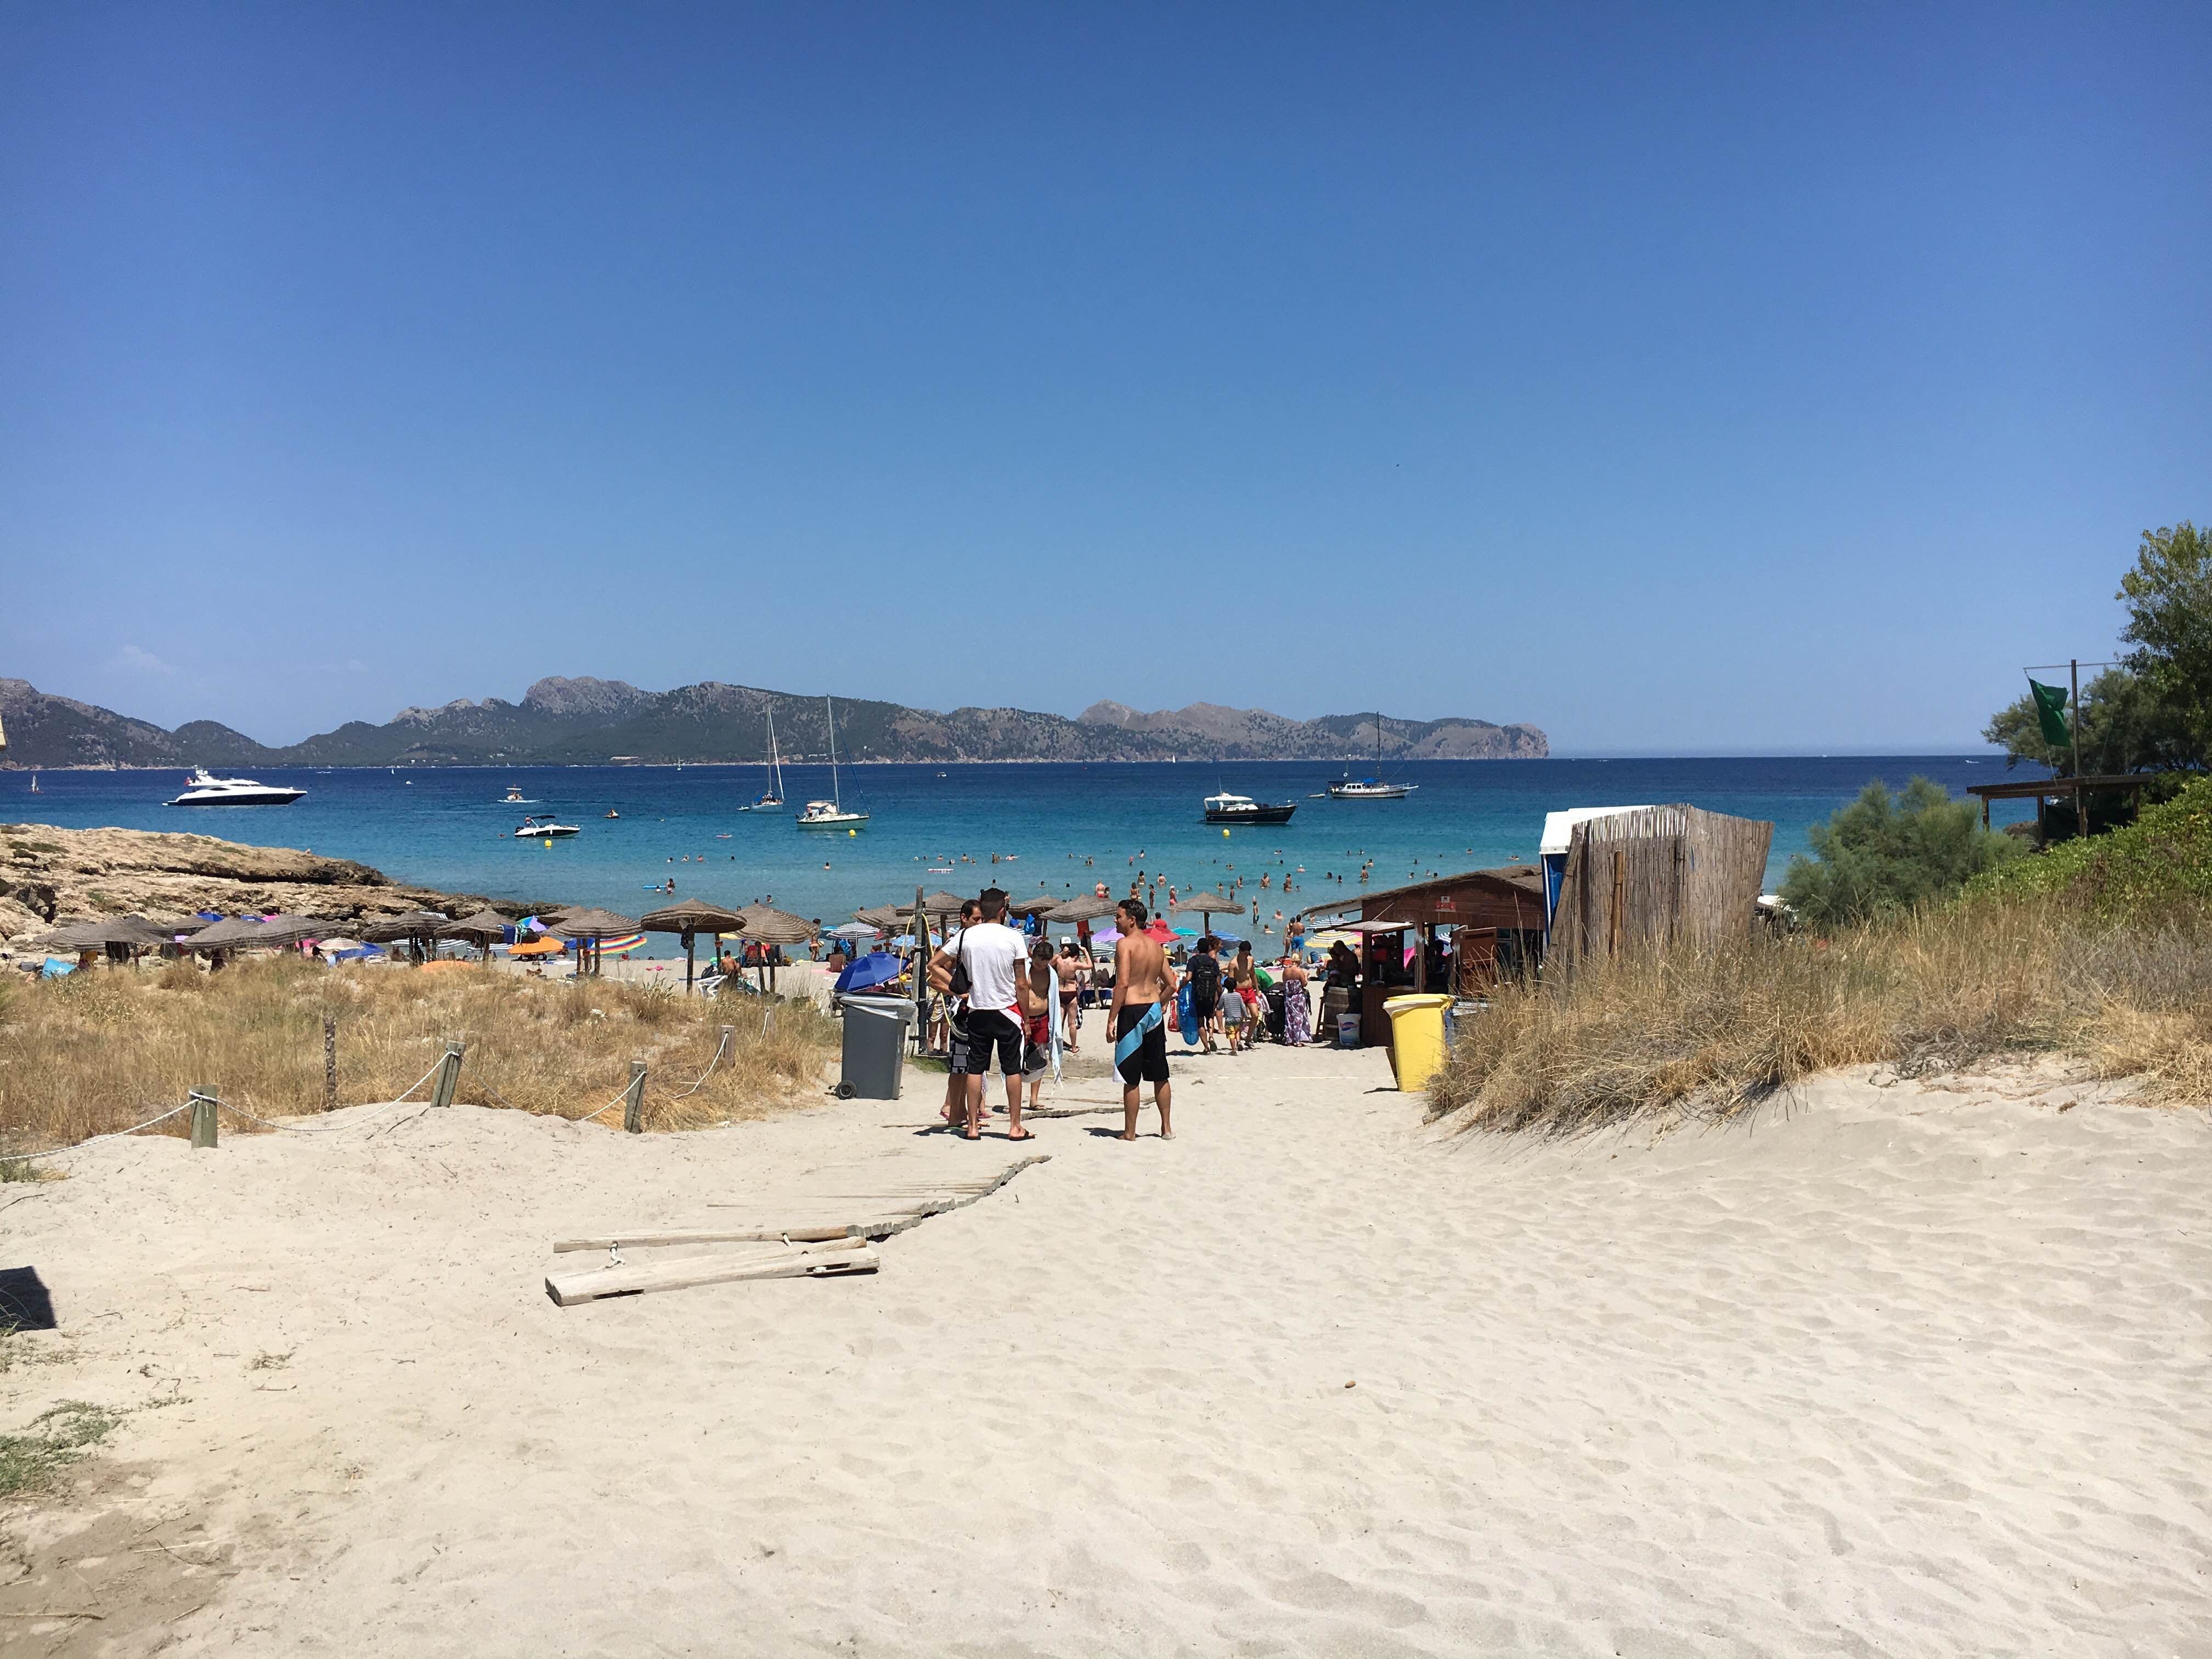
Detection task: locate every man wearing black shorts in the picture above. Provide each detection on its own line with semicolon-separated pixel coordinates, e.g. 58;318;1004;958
1108;899;1177;1141
929;889;1031;1141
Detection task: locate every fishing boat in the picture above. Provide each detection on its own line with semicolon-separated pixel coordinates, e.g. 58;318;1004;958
1324;713;1418;800
514;814;581;839
742;707;786;811
1203;791;1297;826
797;697;868;829
165;768;306;807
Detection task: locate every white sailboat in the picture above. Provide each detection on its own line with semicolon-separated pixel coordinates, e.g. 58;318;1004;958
743;707;786;811
1325;712;1417;800
797;697;868;829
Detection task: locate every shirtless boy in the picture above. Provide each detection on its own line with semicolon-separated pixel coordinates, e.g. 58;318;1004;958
1107;899;1177;1141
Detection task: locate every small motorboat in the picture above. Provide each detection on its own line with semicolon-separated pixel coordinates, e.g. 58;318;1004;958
166;768;306;808
514;814;581;839
604;809;620;819
1204;792;1298;825
502;785;532;804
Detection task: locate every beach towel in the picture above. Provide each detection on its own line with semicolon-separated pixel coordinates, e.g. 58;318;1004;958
1116;999;1164;1069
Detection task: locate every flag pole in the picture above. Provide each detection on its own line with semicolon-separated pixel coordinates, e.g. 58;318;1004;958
2070;657;2083;837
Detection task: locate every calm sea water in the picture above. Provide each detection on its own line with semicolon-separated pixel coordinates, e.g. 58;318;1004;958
12;757;2040;952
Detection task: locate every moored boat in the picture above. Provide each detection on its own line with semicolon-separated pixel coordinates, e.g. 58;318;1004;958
166;768;306;807
514;814;581;838
1203;792;1298;825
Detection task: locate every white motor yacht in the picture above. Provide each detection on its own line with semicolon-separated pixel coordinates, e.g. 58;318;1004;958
166;768;306;807
514;814;582;839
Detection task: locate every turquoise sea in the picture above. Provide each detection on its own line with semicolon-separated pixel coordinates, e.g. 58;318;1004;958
13;757;2042;952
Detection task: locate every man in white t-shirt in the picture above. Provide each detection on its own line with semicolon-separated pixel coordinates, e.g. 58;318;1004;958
929;888;1034;1141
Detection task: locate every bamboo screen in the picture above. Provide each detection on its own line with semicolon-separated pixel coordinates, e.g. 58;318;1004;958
1549;805;1773;969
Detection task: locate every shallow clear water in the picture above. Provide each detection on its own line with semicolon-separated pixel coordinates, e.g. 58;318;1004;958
12;757;2039;950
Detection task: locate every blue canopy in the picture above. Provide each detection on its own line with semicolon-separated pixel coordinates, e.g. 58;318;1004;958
834;951;907;994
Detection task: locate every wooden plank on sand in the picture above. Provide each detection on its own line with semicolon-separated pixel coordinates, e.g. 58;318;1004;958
551;1153;1051;1252
545;1239;877;1307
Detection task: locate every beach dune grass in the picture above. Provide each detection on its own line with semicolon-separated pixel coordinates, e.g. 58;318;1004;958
0;957;840;1152
1427;894;2212;1135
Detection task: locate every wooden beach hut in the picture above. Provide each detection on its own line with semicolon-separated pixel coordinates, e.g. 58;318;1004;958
1299;867;1550;1045
1963;773;2155;843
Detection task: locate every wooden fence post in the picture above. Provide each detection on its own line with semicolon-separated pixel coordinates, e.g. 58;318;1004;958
189;1085;217;1149
431;1038;466;1109
623;1060;647;1134
719;1024;735;1063
323;1016;338;1114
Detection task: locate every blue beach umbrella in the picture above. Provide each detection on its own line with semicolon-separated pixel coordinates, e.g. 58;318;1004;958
835;951;906;994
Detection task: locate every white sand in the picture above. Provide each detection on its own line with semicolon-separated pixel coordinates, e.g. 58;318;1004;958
3;1044;2208;1655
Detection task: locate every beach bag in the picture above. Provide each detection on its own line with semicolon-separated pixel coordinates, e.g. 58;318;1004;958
946;928;972;998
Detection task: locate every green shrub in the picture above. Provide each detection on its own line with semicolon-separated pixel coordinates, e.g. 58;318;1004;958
1967;774;2212;916
1780;777;2021;926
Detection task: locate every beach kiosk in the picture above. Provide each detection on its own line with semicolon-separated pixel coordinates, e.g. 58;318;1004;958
1296;866;1550;1047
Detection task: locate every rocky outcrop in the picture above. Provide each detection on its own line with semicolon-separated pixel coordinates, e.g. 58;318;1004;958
0;823;486;943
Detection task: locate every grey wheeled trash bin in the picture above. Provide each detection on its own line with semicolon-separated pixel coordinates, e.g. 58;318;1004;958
837;994;917;1099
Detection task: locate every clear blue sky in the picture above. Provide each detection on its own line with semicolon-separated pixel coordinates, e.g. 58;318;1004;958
3;2;2206;753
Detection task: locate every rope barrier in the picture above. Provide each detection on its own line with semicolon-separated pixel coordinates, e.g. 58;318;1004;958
658;1030;732;1103
209;1055;449;1135
458;1056;628;1125
3;1101;195;1162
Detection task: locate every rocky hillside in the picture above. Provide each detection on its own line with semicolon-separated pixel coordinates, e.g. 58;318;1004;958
1080;702;1550;760
0;823;484;943
0;675;1547;768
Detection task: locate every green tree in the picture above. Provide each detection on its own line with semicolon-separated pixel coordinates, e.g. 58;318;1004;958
1983;665;2197;775
1780;777;2021;926
2117;521;2212;766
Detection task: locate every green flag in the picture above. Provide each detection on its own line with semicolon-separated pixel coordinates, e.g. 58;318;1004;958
2028;678;2072;748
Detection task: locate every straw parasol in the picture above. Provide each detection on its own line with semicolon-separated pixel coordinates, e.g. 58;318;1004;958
437;906;517;967
550;907;641;978
1001;895;1058;918
1173;891;1245;935
359;910;447;958
36;915;173;953
1044;893;1121;924
731;904;815;993
852;904;907;933
179;913;328;953
641;900;747;994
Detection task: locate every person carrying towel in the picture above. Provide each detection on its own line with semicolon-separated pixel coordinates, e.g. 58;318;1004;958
1108;898;1178;1141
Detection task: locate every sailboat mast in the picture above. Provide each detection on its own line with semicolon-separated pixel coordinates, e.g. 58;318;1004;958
767;706;783;797
826;696;840;808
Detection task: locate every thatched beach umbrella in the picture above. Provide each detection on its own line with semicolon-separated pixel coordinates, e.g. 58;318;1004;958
437;906;517;967
852;904;907;933
551;907;641;978
359;909;450;962
34;914;172;963
179;913;328;956
641;900;747;995
731;905;814;993
1173;891;1244;936
1043;891;1122;949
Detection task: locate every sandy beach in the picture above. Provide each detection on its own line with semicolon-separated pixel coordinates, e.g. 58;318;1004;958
3;1040;2207;1656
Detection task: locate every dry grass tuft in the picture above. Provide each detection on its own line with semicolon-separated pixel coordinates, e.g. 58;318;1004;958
0;958;840;1152
1429;894;2212;1136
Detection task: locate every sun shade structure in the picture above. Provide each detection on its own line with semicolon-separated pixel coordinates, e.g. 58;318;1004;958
1043;894;1122;924
36;915;174;952
358;910;452;960
728;904;815;994
437;906;517;943
179;913;328;953
1001;895;1059;918
641;900;748;994
852;905;907;933
549;907;642;977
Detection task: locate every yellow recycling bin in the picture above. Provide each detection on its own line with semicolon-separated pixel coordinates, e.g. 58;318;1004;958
1381;994;1453;1092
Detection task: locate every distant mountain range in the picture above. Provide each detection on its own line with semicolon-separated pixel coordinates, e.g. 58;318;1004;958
0;676;1547;769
